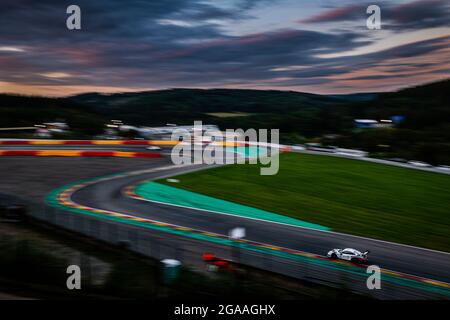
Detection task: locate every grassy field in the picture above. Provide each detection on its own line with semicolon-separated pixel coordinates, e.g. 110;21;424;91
159;153;450;252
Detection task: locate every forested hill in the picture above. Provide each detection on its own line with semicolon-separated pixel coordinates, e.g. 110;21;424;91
1;79;449;163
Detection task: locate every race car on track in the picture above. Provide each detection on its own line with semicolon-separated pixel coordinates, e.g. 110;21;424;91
327;248;369;264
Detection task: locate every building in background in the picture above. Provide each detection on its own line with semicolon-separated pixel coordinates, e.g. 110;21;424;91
354;119;393;129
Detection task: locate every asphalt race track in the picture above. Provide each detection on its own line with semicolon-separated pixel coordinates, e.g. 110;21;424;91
2;141;449;298
70;163;450;285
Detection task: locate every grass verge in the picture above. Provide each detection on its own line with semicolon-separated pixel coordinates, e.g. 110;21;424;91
159;153;450;252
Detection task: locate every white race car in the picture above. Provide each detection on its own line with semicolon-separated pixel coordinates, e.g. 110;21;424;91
327;248;369;264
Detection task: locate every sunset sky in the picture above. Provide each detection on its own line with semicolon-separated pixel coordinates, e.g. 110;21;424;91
1;0;449;96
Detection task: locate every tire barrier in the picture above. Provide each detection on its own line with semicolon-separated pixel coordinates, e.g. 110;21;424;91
0;139;286;148
0;150;162;158
0;139;177;146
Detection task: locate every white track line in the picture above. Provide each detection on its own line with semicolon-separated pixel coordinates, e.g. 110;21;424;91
63;167;450;288
121;168;450;256
68;161;450;257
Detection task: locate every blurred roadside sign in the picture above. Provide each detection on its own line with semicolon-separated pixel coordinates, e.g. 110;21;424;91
229;227;246;240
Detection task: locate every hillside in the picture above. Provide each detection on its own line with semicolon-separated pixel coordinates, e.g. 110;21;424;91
68;89;377;134
1;79;449;163
0;94;105;136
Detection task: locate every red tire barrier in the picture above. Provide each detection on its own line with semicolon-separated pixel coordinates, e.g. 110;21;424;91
0;150;162;158
0;140;178;145
63;140;95;145
80;151;115;157
0;150;39;156
0;141;30;145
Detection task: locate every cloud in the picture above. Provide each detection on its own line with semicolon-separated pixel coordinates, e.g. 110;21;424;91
387;0;450;29
300;0;450;30
0;0;448;95
300;5;365;24
0;46;25;52
40;72;72;79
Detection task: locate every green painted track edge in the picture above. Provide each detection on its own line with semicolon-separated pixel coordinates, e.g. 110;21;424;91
45;176;450;297
134;181;330;231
